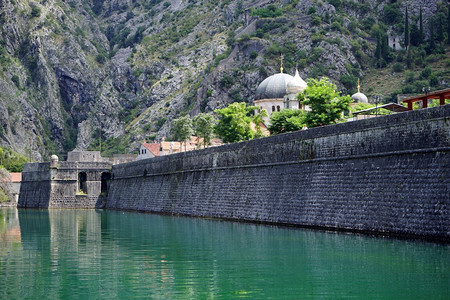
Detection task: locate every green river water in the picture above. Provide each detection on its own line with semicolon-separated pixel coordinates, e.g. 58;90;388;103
0;208;449;299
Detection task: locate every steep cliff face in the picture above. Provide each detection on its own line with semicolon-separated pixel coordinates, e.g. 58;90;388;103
0;0;447;159
0;0;112;159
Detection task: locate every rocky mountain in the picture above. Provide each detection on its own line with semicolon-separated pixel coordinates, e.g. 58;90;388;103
0;0;448;160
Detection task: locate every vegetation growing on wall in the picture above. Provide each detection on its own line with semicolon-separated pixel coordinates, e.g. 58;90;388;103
0;147;28;172
0;167;12;202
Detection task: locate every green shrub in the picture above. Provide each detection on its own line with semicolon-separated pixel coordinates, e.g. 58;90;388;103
311;16;321;26
383;2;402;25
92;0;104;15
419;67;432;79
429;73;438;86
0;147;28;172
328;0;342;10
404;71;415;83
340;74;357;91
96;53;106;64
307;7;316;15
30;6;41;18
250;4;282;18
311;33;323;45
11;75;20;89
330;21;343;32
392;63;403;73
220;74;234;88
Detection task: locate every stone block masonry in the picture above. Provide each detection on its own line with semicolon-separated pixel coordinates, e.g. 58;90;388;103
107;105;450;242
19;159;112;209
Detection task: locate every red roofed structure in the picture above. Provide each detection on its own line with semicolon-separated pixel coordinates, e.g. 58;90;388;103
137;143;161;160
402;88;450;110
10;172;22;183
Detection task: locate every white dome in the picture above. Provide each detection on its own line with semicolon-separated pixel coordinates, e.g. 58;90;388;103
286;69;307;94
351;92;368;103
255;73;294;100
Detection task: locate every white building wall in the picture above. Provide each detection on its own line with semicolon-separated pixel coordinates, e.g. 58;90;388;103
253;98;283;123
137;145;156;160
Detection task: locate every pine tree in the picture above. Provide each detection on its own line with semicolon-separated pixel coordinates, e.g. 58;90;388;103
438;15;444;42
448;3;450;45
375;34;383;68
404;7;409;49
428;21;436;53
419;7;424;44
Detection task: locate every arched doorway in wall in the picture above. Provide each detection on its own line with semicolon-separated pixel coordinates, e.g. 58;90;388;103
101;172;111;194
78;172;87;194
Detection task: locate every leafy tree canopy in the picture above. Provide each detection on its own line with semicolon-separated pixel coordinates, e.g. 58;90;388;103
193;113;216;148
0;166;12;202
0;146;28;172
170;115;194;150
250;4;282;18
298;78;352;128
269;109;306;135
214;102;265;143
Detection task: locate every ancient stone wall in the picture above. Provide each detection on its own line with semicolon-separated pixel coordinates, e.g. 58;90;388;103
107;106;449;241
19;161;111;209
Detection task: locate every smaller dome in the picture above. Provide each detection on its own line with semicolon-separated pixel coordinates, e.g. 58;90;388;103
351;92;368;103
51;154;59;162
286;69;307;94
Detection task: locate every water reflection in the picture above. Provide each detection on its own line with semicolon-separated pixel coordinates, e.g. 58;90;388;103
0;208;448;299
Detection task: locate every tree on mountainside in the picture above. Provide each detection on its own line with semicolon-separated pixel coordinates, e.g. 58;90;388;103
193;113;216;148
298;78;351;128
404;7;410;49
0;167;12;202
0;146;28;172
171;116;194;152
410;23;421;47
437;15;444;42
419;7;424;44
448;3;450;45
375;32;391;68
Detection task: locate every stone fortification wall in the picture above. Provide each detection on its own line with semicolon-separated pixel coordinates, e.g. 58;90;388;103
107;106;449;241
19;161;111;209
19;163;52;208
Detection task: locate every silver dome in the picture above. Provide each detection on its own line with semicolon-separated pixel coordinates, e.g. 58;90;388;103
351;92;368;103
255;73;294;100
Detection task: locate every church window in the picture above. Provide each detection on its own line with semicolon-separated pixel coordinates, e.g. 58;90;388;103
272;106;275;112
277;105;280;111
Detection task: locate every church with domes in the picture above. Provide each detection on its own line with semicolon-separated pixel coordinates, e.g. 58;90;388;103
253;60;369;123
253;63;308;123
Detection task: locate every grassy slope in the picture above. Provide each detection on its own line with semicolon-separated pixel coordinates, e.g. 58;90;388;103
364;48;450;102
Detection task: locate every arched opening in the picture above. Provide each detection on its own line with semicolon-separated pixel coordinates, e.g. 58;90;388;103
272;106;275;112
78;172;87;194
101;172;111;194
277;105;281;111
